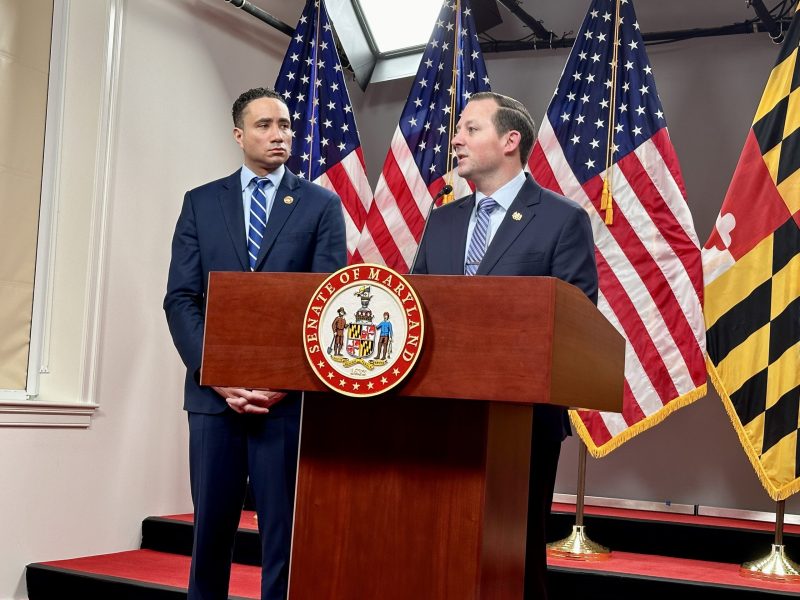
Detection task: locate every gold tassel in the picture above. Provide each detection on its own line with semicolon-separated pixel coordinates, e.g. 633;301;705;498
604;204;613;225
441;191;455;205
600;178;610;210
601;178;614;224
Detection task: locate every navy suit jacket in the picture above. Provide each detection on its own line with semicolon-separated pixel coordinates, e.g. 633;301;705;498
413;173;598;440
164;168;347;415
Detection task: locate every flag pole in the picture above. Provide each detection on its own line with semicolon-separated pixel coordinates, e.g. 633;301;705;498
599;0;622;226
546;438;610;560
740;500;800;580
441;0;461;206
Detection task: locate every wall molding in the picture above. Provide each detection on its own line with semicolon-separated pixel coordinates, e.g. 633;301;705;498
79;0;124;408
553;493;696;515
0;400;99;427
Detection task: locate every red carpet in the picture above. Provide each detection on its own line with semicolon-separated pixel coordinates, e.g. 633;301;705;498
40;549;260;598
548;550;800;592
40;546;800;597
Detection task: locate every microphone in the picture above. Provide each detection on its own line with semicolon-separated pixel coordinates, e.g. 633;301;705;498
409;184;453;274
434;184;454;201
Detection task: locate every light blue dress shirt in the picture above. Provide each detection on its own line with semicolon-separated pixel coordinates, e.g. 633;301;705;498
463;170;527;266
240;164;285;234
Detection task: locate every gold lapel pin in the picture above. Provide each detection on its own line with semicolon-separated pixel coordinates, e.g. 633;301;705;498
284;195;294;205
512;211;523;221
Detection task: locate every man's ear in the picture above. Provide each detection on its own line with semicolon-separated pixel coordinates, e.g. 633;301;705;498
233;127;244;149
504;130;522;157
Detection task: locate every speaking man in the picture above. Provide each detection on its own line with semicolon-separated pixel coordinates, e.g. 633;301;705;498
413;91;597;599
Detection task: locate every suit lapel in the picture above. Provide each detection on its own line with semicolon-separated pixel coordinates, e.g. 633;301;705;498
449;195;475;275
254;170;301;271
477;175;542;275
219;170;249;271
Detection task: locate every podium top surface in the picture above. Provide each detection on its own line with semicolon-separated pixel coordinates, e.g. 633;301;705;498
201;272;624;412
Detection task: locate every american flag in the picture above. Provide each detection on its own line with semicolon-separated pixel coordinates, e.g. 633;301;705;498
274;0;370;261
356;0;491;272
529;0;707;456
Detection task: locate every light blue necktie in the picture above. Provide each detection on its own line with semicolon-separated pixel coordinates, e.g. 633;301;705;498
248;177;272;271
464;197;498;275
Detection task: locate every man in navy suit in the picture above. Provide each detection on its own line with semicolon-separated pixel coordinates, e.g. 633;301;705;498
164;88;346;600
413;92;597;600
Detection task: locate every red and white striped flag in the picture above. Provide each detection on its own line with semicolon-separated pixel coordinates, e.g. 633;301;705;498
274;0;371;261
355;0;491;272
530;0;707;456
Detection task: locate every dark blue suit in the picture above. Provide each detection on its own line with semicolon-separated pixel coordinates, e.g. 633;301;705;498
164;168;346;599
413;173;597;599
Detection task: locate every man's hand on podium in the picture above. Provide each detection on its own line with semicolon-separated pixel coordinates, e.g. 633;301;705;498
212;386;287;414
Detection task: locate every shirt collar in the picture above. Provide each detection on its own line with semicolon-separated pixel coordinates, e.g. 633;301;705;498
240;164;285;192
475;170;526;212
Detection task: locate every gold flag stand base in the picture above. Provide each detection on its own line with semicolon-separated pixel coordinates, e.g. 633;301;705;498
546;525;611;561
546;439;611;561
740;500;800;583
741;544;800;582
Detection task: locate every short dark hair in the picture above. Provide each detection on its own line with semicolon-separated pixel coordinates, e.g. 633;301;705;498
469;92;535;166
232;87;286;128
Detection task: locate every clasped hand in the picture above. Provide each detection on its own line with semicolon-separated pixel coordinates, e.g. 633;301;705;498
212;386;287;414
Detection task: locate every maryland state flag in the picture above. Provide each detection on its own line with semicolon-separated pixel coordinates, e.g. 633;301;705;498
703;6;800;501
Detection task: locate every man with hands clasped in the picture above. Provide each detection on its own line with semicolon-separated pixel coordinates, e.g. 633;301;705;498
164;87;346;600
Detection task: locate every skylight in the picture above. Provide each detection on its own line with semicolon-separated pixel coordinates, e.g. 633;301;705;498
356;0;442;55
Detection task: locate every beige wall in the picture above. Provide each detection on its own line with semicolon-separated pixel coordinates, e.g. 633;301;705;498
0;0;53;390
0;1;797;598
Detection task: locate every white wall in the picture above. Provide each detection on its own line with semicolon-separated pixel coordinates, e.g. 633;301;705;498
0;1;796;598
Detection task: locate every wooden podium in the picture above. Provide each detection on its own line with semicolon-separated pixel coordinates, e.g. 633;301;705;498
202;272;624;600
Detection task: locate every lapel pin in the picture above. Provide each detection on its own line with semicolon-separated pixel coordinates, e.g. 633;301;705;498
284;195;294;205
512;211;523;221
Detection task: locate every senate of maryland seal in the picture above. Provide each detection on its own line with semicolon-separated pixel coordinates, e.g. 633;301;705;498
303;264;424;397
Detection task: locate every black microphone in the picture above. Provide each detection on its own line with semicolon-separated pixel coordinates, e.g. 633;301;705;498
409;184;453;274
434;184;454;201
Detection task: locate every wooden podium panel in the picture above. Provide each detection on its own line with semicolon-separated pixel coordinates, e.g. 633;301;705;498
289;395;532;600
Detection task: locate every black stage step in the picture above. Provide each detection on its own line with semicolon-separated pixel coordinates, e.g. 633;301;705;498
548;503;800;564
26;506;800;599
141;513;261;566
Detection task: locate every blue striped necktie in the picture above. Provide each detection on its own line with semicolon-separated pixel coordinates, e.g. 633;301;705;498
248;177;272;271
464;197;498;275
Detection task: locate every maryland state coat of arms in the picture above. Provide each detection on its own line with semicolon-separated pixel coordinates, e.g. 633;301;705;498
303;264;424;397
